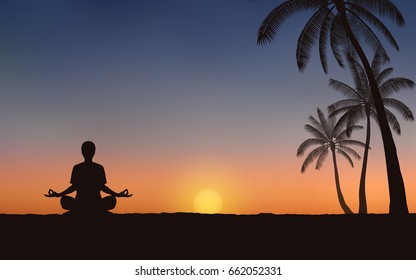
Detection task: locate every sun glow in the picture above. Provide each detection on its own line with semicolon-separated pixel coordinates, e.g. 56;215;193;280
171;160;239;213
194;189;223;214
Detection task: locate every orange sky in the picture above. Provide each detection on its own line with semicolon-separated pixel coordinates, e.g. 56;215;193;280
1;131;414;215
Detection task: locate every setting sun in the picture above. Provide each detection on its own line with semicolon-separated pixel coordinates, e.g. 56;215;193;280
194;189;223;213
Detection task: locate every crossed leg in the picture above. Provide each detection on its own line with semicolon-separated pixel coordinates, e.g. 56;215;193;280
61;195;117;212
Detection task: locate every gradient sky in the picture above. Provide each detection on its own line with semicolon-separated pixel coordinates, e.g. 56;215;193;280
0;0;414;214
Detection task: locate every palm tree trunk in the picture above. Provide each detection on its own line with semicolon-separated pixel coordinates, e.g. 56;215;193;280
358;112;371;214
331;147;353;214
334;1;409;215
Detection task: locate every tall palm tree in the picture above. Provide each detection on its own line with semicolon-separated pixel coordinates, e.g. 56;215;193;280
257;0;410;214
328;53;415;214
297;108;365;214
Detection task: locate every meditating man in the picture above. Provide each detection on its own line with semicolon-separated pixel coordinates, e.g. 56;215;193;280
45;141;132;213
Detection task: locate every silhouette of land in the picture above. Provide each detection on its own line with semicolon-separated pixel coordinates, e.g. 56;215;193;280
0;213;414;259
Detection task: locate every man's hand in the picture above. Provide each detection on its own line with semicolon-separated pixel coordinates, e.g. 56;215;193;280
117;189;133;198
44;189;60;198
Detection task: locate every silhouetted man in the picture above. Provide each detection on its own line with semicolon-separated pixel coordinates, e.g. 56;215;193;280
45;141;132;214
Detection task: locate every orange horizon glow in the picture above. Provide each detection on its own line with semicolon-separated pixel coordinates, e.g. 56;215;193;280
0;140;415;215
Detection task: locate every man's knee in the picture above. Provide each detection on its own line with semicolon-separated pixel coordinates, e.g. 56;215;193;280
103;196;116;210
61;196;76;210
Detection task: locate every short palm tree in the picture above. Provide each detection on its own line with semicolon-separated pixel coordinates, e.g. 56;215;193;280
297;108;365;214
328;53;415;214
257;0;410;214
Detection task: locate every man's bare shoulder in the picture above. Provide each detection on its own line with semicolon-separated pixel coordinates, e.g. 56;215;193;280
73;162;104;169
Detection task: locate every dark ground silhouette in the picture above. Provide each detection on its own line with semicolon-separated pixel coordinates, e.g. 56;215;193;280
0;213;414;259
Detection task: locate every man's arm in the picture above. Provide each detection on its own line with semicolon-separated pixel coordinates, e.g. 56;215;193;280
101;185;118;196
59;185;77;196
44;185;77;197
101;185;132;197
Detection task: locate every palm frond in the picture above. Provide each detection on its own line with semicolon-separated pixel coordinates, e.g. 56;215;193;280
328;99;362;116
304;124;328;141
382;98;415;121
373;104;413;135
315;147;329;170
328;103;361;118
329;102;366;138
371;50;387;77
338;145;362;160
376;67;393;85
297;6;333;72
331;112;349;137
330;15;348;69
380;77;415;97
347;106;367;123
328;111;337;136
336;149;355;167
308;113;329;137
348;0;405;27
369;109;380;127
348;13;389;63
301;145;328;173
345;108;367;137
384;107;401;134
348;4;399;51
317;107;337;139
329;79;363;99
257;0;325;46
345;54;369;95
297;138;328;156
319;7;336;73
336;124;364;140
339;139;367;149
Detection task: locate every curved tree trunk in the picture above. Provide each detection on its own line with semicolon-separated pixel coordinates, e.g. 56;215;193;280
358;112;371;214
334;1;409;215
331;147;353;214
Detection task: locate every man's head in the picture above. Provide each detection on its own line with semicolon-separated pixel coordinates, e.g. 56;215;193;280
81;141;96;161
